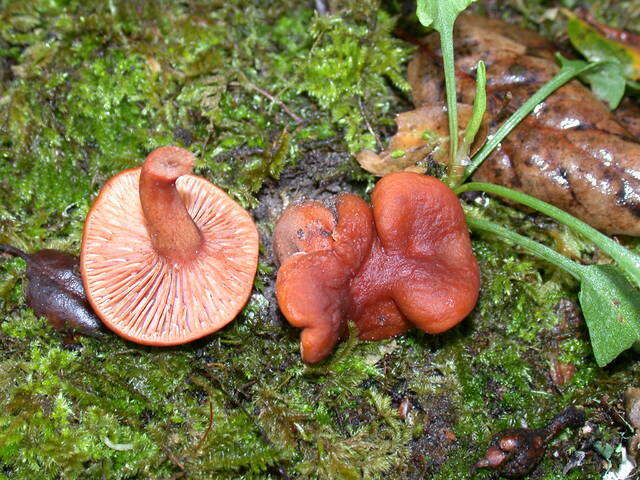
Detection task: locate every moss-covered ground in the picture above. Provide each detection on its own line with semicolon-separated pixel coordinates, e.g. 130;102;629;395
1;0;639;478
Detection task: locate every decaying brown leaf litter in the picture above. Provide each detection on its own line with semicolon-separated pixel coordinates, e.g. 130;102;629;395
360;13;640;236
1;1;640;479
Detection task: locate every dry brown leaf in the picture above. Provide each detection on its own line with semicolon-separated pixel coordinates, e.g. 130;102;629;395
356;104;486;176
363;13;640;236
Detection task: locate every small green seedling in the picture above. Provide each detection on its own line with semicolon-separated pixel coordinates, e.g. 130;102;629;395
416;0;477;183
467;217;640;367
418;0;640;366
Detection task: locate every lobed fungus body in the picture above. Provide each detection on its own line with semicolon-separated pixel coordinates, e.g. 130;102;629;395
275;172;480;363
81;146;259;346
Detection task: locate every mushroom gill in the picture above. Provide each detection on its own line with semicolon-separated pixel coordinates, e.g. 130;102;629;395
80;146;259;346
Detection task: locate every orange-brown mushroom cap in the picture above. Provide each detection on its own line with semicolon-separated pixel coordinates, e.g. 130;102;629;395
274;172;480;363
80;146;259;346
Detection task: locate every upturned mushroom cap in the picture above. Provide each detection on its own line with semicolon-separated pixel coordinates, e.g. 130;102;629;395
80;146;259;345
274;172;479;363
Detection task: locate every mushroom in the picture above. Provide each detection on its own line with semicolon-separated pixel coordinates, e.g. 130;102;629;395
275;172;480;363
275;194;375;363
80;146;259;345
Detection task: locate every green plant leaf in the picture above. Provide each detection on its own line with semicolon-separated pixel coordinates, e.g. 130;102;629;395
465;217;584;280
416;0;477;183
579;265;640;367
461;61;486;154
415;0;477;30
580;61;626;109
466;217;640;367
566;11;640;81
449;60;486;186
457;182;640;291
562;11;631;109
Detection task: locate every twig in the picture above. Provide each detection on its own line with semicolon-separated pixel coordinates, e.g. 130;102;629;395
599;397;634;432
230;81;302;124
200;129;214;160
0;334;20;344
162;445;187;475
0;244;29;260
358;97;382;150
193;400;214;454
213;146;265;162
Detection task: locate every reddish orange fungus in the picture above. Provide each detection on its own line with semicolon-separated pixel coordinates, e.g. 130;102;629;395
80;146;259;346
274;172;480;363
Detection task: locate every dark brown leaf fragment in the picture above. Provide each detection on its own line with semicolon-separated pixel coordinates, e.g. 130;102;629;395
0;244;102;337
624;387;640;430
474;405;585;478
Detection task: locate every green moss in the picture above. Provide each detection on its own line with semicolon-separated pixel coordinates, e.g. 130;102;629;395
299;7;411;153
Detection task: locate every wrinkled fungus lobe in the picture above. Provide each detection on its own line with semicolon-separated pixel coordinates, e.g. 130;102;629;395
81;146;259;345
274;172;480;363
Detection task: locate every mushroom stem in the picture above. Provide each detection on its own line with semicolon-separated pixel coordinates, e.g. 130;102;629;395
139;146;204;262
